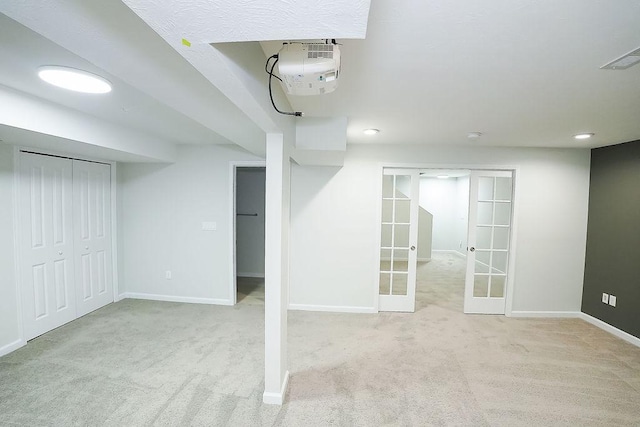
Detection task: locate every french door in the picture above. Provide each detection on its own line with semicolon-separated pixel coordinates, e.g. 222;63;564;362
464;170;513;314
378;168;419;312
19;152;113;340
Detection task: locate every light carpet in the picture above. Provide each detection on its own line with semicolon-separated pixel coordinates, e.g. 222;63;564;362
1;253;638;426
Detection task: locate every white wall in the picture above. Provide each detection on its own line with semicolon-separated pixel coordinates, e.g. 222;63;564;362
236;167;266;277
0;144;20;355
119;144;263;303
419;177;459;251
0;85;177;162
290;144;590;313
455;175;470;257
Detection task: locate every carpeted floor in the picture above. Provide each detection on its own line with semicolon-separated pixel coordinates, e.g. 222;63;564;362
237;277;265;306
1;253;639;426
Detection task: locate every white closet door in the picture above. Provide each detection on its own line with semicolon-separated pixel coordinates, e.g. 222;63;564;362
73;160;113;317
19;153;76;340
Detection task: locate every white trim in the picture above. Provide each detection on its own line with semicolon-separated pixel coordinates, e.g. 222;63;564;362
229;161;266;307
237;272;265;278
122;292;233;306
0;339;25;358
504;167;520;317
580;313;640;348
11;147;25;343
263;370;290;405
110;161;119;302
289;303;377;314
509;311;580;318
372;164;384;312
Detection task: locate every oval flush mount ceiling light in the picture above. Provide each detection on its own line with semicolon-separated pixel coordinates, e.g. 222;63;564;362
467;132;482;139
38;66;112;94
574;133;594;140
363;128;380;135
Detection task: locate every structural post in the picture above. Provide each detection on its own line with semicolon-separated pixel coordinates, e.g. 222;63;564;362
263;132;289;404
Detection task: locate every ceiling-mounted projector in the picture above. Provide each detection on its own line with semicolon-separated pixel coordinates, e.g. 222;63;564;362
277;43;341;96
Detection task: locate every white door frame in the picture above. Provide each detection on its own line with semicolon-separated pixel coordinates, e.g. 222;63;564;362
228;160;266;305
374;162;520;316
12;146;119;347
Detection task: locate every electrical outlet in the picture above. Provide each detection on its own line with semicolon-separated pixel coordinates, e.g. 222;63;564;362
609;295;616;307
602;293;609;304
165;270;172;280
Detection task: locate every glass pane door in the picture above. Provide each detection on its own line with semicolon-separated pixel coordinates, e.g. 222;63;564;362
379;169;419;312
464;171;513;314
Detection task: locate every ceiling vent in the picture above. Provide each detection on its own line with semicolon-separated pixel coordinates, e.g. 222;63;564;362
601;47;640;70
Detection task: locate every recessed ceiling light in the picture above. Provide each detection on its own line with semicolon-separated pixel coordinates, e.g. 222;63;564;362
38;66;112;94
574;133;594;140
363;128;380;135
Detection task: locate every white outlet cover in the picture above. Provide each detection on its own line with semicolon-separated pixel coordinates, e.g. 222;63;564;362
609;295;617;307
202;221;217;231
602;293;609;303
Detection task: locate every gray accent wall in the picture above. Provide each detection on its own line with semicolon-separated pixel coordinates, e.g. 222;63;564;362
582;140;640;338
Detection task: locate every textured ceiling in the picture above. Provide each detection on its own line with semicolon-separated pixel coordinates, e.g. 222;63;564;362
1;0;639;155
123;0;371;43
263;0;640;148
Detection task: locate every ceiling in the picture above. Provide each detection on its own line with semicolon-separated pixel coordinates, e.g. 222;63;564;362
262;0;640;148
1;0;639;159
0;13;230;147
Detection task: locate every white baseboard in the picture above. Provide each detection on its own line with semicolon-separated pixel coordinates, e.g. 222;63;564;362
0;339;25;358
122;292;233;306
263;370;290;405
288;303;377;314
509;311;581;318
237;273;265;279
579;313;640;348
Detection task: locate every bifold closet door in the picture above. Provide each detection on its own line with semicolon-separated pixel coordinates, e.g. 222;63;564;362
73;160;113;317
19;153;76;340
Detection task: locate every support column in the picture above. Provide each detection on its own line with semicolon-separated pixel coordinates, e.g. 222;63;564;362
263;132;289;404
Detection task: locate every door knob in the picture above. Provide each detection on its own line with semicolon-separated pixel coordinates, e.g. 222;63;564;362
410;246;416;251
469;247;475;252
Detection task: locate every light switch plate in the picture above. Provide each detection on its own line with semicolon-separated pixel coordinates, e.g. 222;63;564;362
202;221;217;231
609;295;616;307
602;293;609;304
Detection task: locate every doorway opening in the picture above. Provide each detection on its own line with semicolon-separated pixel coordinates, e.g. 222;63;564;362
232;165;266;305
415;169;471;313
377;167;515;315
